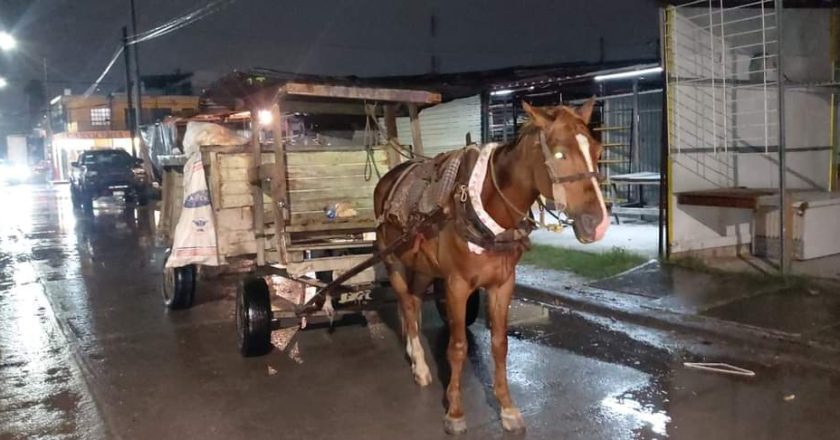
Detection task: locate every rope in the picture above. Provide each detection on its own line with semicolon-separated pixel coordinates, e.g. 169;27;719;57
363;103;433;161
363;104;381;182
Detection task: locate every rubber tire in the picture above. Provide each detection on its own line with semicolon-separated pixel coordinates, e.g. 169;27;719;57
80;191;93;213
433;279;481;327
136;190;149;206
162;250;196;310
236;277;272;357
70;186;80;209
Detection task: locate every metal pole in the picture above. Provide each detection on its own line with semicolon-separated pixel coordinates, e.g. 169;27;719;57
129;0;143;127
43;58;52;163
774;0;788;275
631;78;642;205
122;26;137;157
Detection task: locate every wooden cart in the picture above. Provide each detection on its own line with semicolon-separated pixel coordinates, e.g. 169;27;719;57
160;82;441;356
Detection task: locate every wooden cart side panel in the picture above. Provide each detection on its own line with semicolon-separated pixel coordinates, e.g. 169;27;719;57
215;206;277;258
252;119;266;265
159;169;184;243
211;152;276;209
270;103;290;265
285;150;387;219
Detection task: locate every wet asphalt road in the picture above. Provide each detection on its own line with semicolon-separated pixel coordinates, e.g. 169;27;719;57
2;183;840;440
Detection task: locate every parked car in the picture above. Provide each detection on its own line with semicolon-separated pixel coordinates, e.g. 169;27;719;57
70;149;148;211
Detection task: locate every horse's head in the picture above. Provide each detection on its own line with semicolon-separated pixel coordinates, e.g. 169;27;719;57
522;100;610;243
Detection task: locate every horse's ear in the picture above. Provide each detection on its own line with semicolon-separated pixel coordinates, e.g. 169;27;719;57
522;101;551;128
577;96;596;124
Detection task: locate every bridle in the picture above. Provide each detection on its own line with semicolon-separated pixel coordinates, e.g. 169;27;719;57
488;130;603;228
537;131;603;184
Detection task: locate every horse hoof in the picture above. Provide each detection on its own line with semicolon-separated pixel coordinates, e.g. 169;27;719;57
443;415;467;435
414;369;433;387
501;408;526;433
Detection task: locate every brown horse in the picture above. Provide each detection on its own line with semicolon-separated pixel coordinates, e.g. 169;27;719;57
373;100;609;434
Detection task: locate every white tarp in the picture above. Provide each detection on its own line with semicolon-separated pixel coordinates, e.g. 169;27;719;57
166;122;248;268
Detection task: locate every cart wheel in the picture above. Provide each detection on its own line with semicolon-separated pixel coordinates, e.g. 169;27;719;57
433;279;480;326
161;249;196;310
236;277;272;357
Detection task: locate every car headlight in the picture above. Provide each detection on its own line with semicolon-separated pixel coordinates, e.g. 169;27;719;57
11;165;29;180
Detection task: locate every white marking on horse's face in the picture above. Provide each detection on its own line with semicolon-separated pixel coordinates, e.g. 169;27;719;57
574;133;610;241
575;134;595;172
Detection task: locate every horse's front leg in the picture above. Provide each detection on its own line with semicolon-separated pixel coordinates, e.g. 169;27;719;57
487;274;526;433
443;275;471;435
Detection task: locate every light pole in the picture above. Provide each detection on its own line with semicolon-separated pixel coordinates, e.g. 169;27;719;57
0;31;15;88
0;31;15;51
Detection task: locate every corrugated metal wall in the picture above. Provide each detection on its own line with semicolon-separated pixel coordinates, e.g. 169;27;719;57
395;95;482;156
601;90;662;205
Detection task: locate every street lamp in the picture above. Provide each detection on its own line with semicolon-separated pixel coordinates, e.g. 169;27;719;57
0;32;16;51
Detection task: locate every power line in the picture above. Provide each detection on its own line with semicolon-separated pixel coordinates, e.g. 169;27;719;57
83;45;124;96
83;0;238;97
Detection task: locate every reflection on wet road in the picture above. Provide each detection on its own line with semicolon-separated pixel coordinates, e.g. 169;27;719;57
1;184;839;439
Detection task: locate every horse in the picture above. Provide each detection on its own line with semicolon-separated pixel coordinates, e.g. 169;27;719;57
372;99;609;434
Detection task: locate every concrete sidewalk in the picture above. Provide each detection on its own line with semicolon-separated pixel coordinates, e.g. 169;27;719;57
515;260;840;367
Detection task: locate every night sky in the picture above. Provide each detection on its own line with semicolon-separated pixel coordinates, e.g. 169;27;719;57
0;0;660;145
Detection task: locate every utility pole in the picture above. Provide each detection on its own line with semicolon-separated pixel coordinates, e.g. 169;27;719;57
129;0;143;129
122;26;137;157
428;7;438;74
775;0;788;275
43;58;53;172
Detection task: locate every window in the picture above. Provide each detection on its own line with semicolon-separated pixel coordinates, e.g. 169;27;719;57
81;150;133;166
90;108;111;126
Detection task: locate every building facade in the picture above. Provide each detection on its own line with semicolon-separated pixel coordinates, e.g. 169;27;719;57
48;94;199;180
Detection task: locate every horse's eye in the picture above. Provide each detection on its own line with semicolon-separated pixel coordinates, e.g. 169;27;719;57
554;151;565;160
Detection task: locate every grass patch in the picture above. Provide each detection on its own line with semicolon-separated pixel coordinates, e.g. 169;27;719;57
520;245;649;280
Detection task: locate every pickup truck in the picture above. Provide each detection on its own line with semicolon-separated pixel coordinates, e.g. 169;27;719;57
70;149;147;211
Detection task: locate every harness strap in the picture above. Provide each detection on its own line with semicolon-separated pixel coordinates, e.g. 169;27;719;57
539;131;603;184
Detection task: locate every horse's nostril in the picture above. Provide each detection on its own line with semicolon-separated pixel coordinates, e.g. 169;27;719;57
580;214;598;234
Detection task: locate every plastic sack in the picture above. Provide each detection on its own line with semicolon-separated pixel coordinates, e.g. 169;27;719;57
182;121;247;156
166;122;247;268
166;153;224;267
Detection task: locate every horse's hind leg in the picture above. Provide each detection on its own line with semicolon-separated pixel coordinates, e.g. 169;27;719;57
387;259;433;386
487;275;526;433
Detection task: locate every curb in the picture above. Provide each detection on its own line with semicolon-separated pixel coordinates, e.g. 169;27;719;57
514;280;840;370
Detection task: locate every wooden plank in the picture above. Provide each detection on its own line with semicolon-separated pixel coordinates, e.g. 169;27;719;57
285;150;386;166
408;103;424;157
383;104;401;168
285;215;376;232
282;82;441;104
676;188;775;210
286;240;375;252
287;254;374;275
221;181;251;196
287;164;387;179
251;115;266;266
215;207;254;231
200;144;269;154
270;102;290;265
208;152;223;211
287;176;378;191
288;197;375;214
